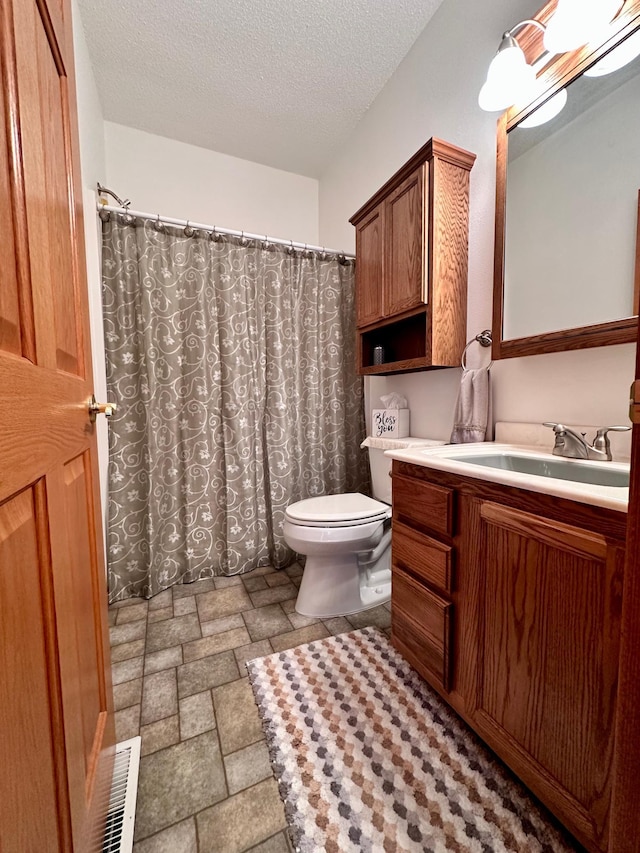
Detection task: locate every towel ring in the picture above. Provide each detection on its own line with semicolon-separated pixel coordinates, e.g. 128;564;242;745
461;329;493;371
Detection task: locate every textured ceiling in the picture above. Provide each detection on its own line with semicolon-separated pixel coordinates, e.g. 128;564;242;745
77;0;445;177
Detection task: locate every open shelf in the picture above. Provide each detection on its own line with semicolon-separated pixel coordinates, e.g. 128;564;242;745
359;310;428;374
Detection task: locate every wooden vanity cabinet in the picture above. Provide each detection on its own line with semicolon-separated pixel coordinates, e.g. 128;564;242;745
350;138;476;375
391;460;626;853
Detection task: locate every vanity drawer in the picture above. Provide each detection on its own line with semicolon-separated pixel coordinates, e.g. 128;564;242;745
393;473;453;538
392;520;453;593
392;566;452;691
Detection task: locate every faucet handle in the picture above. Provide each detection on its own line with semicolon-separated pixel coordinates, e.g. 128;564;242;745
594;425;631;436
543;422;565;433
592;425;631;460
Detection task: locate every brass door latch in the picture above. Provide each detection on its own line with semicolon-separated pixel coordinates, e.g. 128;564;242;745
89;394;117;423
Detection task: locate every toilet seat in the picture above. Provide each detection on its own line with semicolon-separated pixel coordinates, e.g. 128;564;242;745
285;493;390;528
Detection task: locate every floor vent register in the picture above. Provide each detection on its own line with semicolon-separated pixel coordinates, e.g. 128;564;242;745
102;736;141;853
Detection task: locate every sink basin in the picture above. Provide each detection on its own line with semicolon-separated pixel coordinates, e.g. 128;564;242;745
384;442;630;512
447;452;629;488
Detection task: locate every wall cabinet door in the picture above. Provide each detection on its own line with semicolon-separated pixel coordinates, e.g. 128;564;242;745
384;167;426;316
473;500;623;852
351;138;474;374
355;205;384;327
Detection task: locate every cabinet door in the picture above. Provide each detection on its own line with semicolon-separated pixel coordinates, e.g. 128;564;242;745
355;205;384;327
473;501;623;851
384;166;426;316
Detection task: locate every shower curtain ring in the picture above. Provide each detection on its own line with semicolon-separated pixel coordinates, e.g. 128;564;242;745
154;213;163;231
184;220;195;237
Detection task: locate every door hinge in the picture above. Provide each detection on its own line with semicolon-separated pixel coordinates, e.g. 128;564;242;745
629;381;640;424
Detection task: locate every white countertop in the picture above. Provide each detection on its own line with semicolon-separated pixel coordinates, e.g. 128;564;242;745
385;442;630;512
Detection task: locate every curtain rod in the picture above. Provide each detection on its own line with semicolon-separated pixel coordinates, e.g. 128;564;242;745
96;203;356;259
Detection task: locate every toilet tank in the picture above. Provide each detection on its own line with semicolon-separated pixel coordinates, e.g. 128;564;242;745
367;437;446;504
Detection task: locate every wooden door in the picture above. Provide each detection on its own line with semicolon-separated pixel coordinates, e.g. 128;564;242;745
384;166;425;316
355;204;384;327
0;1;114;851
473;501;623;852
610;373;640;850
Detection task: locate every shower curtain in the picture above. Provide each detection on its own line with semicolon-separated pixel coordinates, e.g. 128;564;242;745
102;216;368;601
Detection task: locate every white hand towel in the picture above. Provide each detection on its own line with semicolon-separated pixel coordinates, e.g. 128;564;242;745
450;367;491;444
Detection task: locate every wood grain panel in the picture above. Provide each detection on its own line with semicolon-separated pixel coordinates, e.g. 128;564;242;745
495;318;637;359
0;77;21;356
392;566;452;691
43;452;112;848
355;206;384;328
393;472;453;538
430;157;470;366
392;519;453;592
0;355;90;502
13;0;81;375
62;455;102;781
0;487;62;852
384;168;425;316
477;502;622;846
480;501;608;561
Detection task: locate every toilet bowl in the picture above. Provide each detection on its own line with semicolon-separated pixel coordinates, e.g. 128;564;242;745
284;436;445;618
284;493;392;618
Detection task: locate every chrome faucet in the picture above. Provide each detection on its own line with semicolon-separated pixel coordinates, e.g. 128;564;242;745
543;422;630;461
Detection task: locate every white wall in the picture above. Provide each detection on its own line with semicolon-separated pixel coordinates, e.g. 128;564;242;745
72;0;109;536
318;0;636;441
104;123;320;246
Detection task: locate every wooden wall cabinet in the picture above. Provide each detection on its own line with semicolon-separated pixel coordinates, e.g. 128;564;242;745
391;460;626;853
350;138;476;375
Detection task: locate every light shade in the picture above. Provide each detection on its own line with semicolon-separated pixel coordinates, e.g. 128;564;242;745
584;27;640;75
518;88;568;127
478;33;537;112
543;0;624;54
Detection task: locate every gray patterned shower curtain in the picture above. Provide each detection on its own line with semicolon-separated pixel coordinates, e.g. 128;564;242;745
101;216;368;601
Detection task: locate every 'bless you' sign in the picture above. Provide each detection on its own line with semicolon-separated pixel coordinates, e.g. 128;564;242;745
372;409;409;439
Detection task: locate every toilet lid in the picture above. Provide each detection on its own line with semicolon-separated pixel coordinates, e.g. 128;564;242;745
285;493;390;525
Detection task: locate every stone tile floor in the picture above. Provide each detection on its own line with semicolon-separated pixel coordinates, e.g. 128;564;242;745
108;563;392;853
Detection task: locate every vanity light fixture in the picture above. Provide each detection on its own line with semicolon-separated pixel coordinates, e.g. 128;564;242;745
480;2;628;113
543;0;625;54
518;87;568;127
478;22;542;112
584;26;640;75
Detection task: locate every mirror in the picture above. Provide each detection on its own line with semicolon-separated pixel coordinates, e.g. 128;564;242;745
493;5;640;359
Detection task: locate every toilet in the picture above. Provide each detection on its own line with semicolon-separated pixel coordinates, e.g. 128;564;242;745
284;437;445;618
